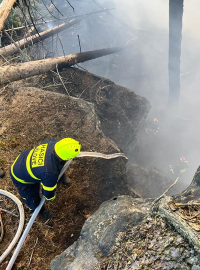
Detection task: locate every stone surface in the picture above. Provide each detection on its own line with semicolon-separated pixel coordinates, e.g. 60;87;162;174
51;195;152;270
174;165;200;202
95;215;200;270
127;162;174;198
12;68;151;155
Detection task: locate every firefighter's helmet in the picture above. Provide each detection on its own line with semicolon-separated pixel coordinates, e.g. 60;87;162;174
55;138;81;160
153;118;158;123
180;156;186;162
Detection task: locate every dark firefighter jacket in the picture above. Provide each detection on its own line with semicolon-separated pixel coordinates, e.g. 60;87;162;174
11;140;63;200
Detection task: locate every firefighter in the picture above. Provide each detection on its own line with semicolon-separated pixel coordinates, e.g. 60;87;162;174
169;156;189;179
145;118;160;135
10;138;81;218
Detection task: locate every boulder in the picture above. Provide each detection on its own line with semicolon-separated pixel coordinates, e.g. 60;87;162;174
127;162;179;198
11;67;151;154
51;195;152;270
0;86;132;203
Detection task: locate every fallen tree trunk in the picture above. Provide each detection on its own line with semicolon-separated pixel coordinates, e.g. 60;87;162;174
150;167;200;256
0;0;16;31
0;9;111;58
0;47;123;85
0;19;78;57
158;196;200;253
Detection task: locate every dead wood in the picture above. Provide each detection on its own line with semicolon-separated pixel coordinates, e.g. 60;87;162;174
0;0;16;31
3;30;30;61
153;166;200;253
0;9;111;58
158;196;200;252
0;47;123;85
150;176;180;212
0;18;81;58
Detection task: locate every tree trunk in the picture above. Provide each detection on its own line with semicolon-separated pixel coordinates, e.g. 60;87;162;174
168;0;184;110
0;0;16;31
0;9;107;58
0;47;123;85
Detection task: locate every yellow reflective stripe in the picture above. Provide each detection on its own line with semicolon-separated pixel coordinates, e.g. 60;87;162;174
11;155;33;184
44;195;56;201
26;149;41;180
180;169;187;174
41;183;57;191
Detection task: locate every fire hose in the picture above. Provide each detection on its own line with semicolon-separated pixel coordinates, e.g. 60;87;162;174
0;211;3;243
0;209;19;244
5;151;127;270
0;189;25;264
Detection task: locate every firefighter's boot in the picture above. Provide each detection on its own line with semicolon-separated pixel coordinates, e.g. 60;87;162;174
61;175;71;186
39;206;52;219
0;168;5;178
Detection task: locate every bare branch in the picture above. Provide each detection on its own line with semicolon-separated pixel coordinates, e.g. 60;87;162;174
0;9;114;58
28;237;38;268
56;64;69;95
66;0;75;13
151;177;180;212
3;29;30;61
50;0;64;17
77;35;82;53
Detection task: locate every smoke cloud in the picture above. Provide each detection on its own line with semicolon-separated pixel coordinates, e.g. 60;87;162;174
41;0;200;193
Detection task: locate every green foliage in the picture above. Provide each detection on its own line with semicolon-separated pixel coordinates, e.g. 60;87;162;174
2;0;58;30
4;8;23;29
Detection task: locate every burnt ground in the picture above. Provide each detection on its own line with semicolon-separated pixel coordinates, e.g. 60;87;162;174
0;68;131;270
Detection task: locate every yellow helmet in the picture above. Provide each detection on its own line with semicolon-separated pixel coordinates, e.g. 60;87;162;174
55;138;81;160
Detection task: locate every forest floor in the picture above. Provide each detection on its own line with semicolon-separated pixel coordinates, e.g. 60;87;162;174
0;67;127;270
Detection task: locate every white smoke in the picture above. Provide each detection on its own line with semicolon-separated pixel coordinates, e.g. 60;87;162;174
40;0;200;192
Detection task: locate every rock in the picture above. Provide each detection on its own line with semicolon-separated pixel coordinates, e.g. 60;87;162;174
11;68;151;155
192;266;200;270
50;239;99;270
188;257;199;265
0;87;133;202
63;69;151;155
51;195;152;270
170;248;182;258
95;214;200;270
81;195;151;256
90;81;151;154
127;162;174;198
